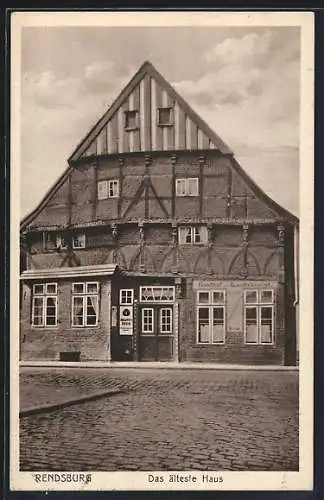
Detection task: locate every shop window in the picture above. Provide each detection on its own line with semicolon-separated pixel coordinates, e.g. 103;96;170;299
140;286;175;303
178;226;207;245
124;110;139;131
176;178;199;197
72;281;99;327
244;289;274;344
97;180;119;200
120;289;134;305
32;283;58;327
196;290;226;344
158;107;174;126
72;233;86;249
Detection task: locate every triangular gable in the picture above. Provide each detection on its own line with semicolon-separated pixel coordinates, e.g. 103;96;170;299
21;61;298;230
68;61;233;162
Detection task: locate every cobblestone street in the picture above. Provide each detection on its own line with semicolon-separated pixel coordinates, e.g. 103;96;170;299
20;367;299;471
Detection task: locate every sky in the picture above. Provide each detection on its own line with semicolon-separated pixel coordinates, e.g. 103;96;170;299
20;25;300;218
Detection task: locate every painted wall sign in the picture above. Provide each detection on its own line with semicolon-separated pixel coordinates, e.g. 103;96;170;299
193;280;278;290
119;306;133;335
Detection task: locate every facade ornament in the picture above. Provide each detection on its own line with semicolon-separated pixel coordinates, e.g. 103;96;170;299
138;222;145;244
171;222;178;247
144;154;152;166
111;223;118;240
199;155;206;166
242;224;249;244
118;157;125;167
277;224;285;245
207;223;213;249
171;154;177;165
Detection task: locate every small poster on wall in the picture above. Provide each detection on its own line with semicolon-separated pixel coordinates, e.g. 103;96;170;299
119;306;133;335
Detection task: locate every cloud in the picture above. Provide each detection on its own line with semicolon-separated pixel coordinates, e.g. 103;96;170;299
173;29;300;151
204;30;273;67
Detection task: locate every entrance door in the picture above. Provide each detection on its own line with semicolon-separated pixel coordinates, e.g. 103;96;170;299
139;305;174;361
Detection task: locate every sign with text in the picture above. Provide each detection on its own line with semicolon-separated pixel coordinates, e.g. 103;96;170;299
119;306;133;335
193;280;278;290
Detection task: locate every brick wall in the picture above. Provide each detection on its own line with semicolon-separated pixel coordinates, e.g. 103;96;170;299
20;279;112;361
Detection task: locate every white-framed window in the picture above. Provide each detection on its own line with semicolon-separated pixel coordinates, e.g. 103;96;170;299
72;281;99;327
176;178;199;197
142;308;154;333
157;107;174;126
32;282;58;327
244;289;274;344
120;289;134;305
140;286;175;303
97;180;119;200
124;110;139;131
72;233;86;249
56;233;68;250
160;307;173;334
178;226;208;245
196;290;226;344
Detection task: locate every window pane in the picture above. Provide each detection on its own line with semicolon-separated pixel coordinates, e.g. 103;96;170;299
194;227;201;243
198;292;209;304
261;290;273;304
46;284;57;294
109;180;119;198
73;283;84;294
158;108;173;125
185;228;192;243
34;284;44;295
73;297;84;326
176;179;186;196
212;307;224;342
160;308;172;333
97;181;108;200
261;306;273;343
188;178;198;196
87;282;98;294
198;307;209;343
142;309;153;333
213;291;225;304
86;296;98;324
245;291;258;304
245;307;258;343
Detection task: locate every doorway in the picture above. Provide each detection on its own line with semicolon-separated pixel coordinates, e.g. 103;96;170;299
138;305;174;361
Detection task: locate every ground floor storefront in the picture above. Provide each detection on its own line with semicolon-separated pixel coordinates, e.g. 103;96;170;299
20;264;297;365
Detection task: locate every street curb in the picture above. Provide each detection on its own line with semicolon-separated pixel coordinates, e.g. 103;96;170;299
20;361;299;372
20;389;123;418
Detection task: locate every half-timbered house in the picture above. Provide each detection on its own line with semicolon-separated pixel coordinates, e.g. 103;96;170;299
20;61;299;365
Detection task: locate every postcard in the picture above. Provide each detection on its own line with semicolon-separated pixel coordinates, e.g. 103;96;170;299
10;10;314;491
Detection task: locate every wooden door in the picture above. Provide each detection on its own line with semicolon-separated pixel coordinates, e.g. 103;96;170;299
138;305;174;361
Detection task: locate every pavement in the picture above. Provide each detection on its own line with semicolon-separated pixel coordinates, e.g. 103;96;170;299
19;367;299;472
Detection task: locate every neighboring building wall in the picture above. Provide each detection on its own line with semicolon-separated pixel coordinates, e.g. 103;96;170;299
20;279;112;361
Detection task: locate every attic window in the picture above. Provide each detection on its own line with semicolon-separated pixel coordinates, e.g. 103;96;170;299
158;107;173;126
124;110;139;131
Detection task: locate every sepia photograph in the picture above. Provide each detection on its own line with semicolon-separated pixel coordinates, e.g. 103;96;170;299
10;11;314;491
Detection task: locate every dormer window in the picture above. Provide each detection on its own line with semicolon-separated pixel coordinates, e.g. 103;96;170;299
124;110;139;131
158;107;174;126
